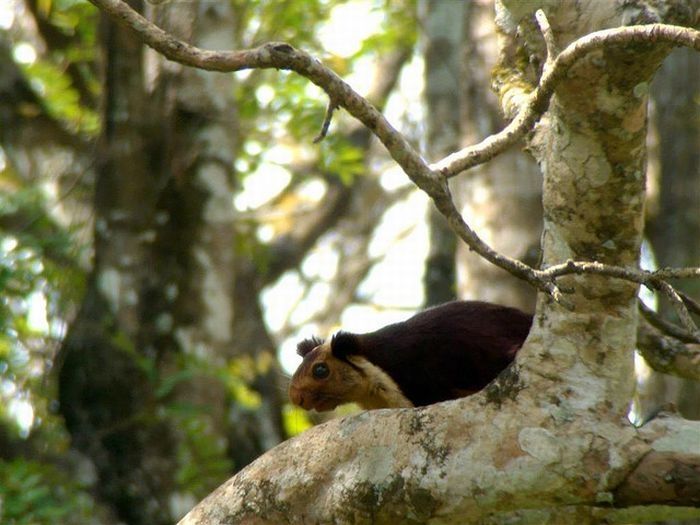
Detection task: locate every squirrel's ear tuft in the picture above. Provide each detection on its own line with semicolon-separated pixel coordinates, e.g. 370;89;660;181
297;336;324;357
330;331;360;360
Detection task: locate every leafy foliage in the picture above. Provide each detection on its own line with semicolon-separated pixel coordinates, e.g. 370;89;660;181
20;58;99;134
16;0;100;134
0;0;419;522
0;179;84;438
0;459;95;525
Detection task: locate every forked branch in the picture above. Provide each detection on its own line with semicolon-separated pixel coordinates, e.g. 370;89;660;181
88;0;700;331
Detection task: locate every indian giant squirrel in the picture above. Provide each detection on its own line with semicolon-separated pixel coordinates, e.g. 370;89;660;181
288;300;532;411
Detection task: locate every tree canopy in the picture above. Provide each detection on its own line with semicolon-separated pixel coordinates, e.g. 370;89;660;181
1;1;699;524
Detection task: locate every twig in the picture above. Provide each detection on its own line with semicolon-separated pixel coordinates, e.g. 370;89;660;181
650;279;700;339
535;9;558;70
678;290;700;317
540;260;700;283
313;100;338;143
653;267;700;280
638;301;700;344
87;0;700;310
539;261;700;333
431;24;700;178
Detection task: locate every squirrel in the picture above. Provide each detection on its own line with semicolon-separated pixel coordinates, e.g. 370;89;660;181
288;300;532;411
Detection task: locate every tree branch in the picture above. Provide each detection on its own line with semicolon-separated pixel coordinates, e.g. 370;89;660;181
677;289;700;317
312;99;338;143
535;9;559;70
639;301;700;344
538;261;700;337
177;402;700;524
88;0;700;315
431;24;700;178
90;0;700;180
637;321;700;381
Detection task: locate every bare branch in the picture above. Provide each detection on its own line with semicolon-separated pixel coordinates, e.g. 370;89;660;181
312;100;338;143
539;261;700;332
535;9;558;70
541;261;700;283
637;321;700;381
651;280;700;339
88;0;700;308
678;289;700;317
654;267;700;280
427;184;575;307
431;24;700;178
88;0;700;181
639;301;700;345
88;0;431;185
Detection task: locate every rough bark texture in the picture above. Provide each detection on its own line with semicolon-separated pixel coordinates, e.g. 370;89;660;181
178;1;700;523
179;403;700;524
517;0;668;415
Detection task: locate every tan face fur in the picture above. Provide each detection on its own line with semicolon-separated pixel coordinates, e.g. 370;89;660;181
288;340;412;411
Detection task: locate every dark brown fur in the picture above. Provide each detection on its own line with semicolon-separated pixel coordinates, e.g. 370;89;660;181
289;301;532;411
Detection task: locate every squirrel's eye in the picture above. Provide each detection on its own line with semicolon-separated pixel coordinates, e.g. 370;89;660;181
312;362;330;379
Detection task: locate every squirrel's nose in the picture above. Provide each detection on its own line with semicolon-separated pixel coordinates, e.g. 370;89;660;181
289;386;306;408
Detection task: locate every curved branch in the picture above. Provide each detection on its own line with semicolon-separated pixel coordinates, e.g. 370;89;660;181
677;290;700;317
535;9;559;69
87;0;559;300
432;24;700;178
177;403;700;524
653;280;700;338
88;0;431;185
539;261;700;335
639;301;700;345
88;0;700;309
90;0;700;182
637;321;700;381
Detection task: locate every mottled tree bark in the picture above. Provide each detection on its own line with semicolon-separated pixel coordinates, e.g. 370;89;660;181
177;1;700;523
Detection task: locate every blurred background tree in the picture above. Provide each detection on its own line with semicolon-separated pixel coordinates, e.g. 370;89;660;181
0;1;697;524
1;1;419;523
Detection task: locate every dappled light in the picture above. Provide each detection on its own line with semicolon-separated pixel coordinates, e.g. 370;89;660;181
1;0;699;524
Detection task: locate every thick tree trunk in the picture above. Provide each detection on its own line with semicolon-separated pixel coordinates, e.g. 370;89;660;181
516;0;666;414
178;2;700;523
